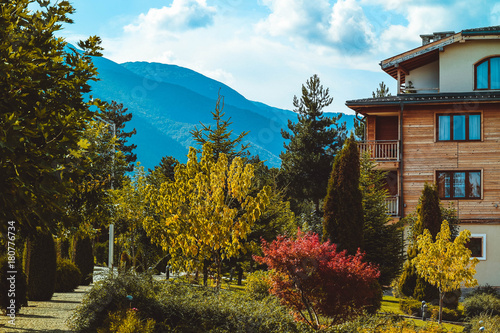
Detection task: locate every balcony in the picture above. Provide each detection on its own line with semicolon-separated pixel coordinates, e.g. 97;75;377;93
359;140;400;161
385;196;399;217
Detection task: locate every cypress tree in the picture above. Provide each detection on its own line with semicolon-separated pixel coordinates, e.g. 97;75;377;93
24;228;57;301
360;153;403;287
73;236;94;286
399;183;441;301
323;134;363;254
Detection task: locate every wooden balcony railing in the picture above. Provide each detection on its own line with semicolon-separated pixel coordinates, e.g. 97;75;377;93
358;140;400;161
385;196;399;217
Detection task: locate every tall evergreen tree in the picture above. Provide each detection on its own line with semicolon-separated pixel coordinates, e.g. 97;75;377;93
360;153;403;287
101;101;137;172
323;135;363;255
399;183;442;301
280;74;347;214
0;0;102;234
190;93;250;161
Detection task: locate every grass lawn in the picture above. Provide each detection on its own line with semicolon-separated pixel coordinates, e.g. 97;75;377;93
381;295;465;332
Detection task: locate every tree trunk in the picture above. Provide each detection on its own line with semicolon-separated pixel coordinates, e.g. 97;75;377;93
237;265;243;286
439;289;444;324
203;260;209;286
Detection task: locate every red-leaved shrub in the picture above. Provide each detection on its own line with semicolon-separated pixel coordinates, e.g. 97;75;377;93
254;230;380;329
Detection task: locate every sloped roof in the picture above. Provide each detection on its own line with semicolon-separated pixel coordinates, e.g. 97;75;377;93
346;92;500;113
380;26;500;83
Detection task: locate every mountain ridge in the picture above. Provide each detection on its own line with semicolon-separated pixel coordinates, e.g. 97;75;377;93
87;54;354;170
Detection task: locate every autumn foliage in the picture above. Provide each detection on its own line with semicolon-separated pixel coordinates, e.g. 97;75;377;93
254;231;380;329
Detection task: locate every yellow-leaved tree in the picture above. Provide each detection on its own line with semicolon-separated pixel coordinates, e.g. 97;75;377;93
413;220;479;323
144;144;270;287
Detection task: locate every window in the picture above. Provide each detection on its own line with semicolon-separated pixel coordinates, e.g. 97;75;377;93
467;234;486;260
475;56;500;90
437;113;481;141
436;170;481;199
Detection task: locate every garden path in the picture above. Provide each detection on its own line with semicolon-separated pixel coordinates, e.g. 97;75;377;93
0;285;90;332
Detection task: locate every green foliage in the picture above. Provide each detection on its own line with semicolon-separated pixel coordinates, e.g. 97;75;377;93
398;298;463;322
360;153;404;287
156;282;308;332
372;81;392;98
24;228;57;301
94;241;108;266
68;272;164;332
190;93;250;161
245;270;271;300
466;314;500;332
97;309;155;333
0;254;28;314
55;258;81;292
74;236;94;285
0;0;101;234
69;273;308;333
465;284;500;299
280;74;347;214
323;135;363;254
399;184;442;301
463;293;500;318
101;101;137;173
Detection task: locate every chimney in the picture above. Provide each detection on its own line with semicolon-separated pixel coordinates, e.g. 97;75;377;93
420;31;455;45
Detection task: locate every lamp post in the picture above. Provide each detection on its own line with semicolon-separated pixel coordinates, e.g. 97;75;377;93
95;116;116;271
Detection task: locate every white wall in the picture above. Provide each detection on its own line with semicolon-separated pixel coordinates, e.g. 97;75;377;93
406;61;439;93
440;40;500;93
458;224;500;287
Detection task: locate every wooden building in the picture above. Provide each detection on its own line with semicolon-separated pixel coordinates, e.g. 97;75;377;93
346;26;500;286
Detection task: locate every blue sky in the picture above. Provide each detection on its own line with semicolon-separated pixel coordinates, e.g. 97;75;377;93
61;0;500;114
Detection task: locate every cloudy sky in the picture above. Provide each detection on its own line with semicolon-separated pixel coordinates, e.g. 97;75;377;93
61;0;500;114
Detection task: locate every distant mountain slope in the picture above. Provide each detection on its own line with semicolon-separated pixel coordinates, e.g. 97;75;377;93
87;54;354;170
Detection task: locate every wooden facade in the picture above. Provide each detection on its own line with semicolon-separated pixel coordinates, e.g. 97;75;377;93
346;26;500;286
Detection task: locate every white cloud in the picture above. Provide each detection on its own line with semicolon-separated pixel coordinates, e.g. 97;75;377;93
124;0;216;35
492;3;500;25
256;0;374;53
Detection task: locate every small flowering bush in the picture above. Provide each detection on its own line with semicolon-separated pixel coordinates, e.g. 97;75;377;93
254;230;381;329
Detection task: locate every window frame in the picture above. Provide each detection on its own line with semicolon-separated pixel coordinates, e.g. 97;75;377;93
474;56;500;90
468;234;486;260
436;170;482;200
436;113;482;142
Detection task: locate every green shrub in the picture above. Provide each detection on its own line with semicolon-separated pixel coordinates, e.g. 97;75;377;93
74;236;94;285
399;298;463;322
94;242;108;266
24;228;57;301
464;314;500;333
245;270;271;300
68;272;164;332
465;284;500;299
97;309;155;333
58;237;71;259
0;254;28;314
463;293;500;318
156;282;308;332
55;258;81;292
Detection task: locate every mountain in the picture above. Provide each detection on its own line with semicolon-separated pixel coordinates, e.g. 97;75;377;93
87;55;355;170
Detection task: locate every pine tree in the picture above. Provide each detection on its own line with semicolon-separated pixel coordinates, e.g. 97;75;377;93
323;135;363;255
372;81;391;98
101;101;137;172
190;93;250;161
280;74;347;214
